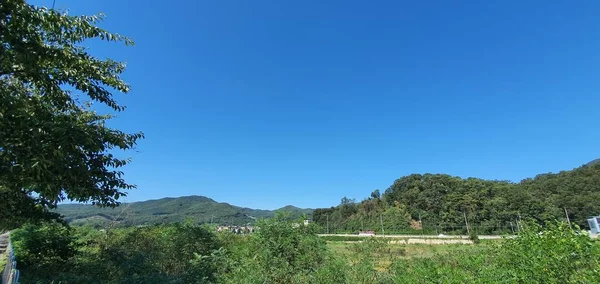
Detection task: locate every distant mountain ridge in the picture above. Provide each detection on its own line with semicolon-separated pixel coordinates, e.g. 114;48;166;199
56;195;313;227
275;205;314;216
586;158;600;166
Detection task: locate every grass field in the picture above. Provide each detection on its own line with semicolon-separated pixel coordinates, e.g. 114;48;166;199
327;239;493;271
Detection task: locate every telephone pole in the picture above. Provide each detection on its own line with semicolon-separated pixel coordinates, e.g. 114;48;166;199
564;207;572;228
463;211;470;235
418;213;423;235
380;214;385;236
326;214;329;234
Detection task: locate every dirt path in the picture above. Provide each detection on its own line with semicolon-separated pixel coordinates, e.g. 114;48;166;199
340;238;474;245
318;233;506;240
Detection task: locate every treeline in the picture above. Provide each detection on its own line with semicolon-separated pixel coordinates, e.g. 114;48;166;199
313;163;600;234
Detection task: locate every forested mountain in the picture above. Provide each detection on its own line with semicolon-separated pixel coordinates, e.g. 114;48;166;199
313;161;600;234
275;205;314;216
56;195;313;227
586;159;600;166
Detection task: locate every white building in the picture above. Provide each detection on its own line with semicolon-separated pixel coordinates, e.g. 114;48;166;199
587;216;600;234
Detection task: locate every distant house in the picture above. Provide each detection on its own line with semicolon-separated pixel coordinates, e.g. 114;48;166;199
358;230;376;236
216;225;255;234
587;216;600;234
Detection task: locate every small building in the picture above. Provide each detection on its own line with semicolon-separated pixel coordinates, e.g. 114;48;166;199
358;230;376;236
587;216;600;234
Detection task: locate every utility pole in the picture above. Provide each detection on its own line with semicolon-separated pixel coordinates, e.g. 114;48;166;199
463;211;470;235
419;213;423;235
361;217;364;232
326;214;329;234
564;207;572;228
380;214;385;236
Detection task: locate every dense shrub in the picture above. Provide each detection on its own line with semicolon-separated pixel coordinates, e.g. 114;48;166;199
12;222;223;283
98;223;223;283
11;221;77;281
221;213;338;283
494;221;600;283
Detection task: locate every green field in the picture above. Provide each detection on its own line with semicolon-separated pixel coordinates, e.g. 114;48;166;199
328;241;481;258
327;239;490;271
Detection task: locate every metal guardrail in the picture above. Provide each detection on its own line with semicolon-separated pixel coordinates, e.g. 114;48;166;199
1;238;20;284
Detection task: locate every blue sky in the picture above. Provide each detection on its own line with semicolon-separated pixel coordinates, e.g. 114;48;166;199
35;0;600;209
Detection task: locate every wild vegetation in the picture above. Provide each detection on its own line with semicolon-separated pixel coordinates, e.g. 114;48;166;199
314;162;600;234
10;216;600;283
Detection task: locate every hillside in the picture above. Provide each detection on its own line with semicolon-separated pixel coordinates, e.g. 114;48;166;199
586;158;600;166
56;195;313;227
275;205;314;216
313;161;600;234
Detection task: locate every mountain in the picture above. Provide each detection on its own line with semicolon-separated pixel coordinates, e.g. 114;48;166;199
56;195;313;227
586;158;600;166
275;205;314;216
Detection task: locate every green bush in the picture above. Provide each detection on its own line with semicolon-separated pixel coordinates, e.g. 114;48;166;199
98;223;222;283
11;221;77;281
221;213;334;283
469;231;480;244
495;221;600;283
12;222;224;283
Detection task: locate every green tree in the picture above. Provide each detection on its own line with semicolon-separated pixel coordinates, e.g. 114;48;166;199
0;0;143;229
370;189;380;200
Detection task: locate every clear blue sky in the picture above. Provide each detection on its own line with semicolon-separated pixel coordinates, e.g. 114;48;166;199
35;0;600;210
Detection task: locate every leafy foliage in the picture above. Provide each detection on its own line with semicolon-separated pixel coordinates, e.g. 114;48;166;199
495;221;600;283
98;223;223;283
11;222;223;283
11;219;600;283
221;213;333;283
314;163;600;234
0;0;143;230
10;221;76;280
